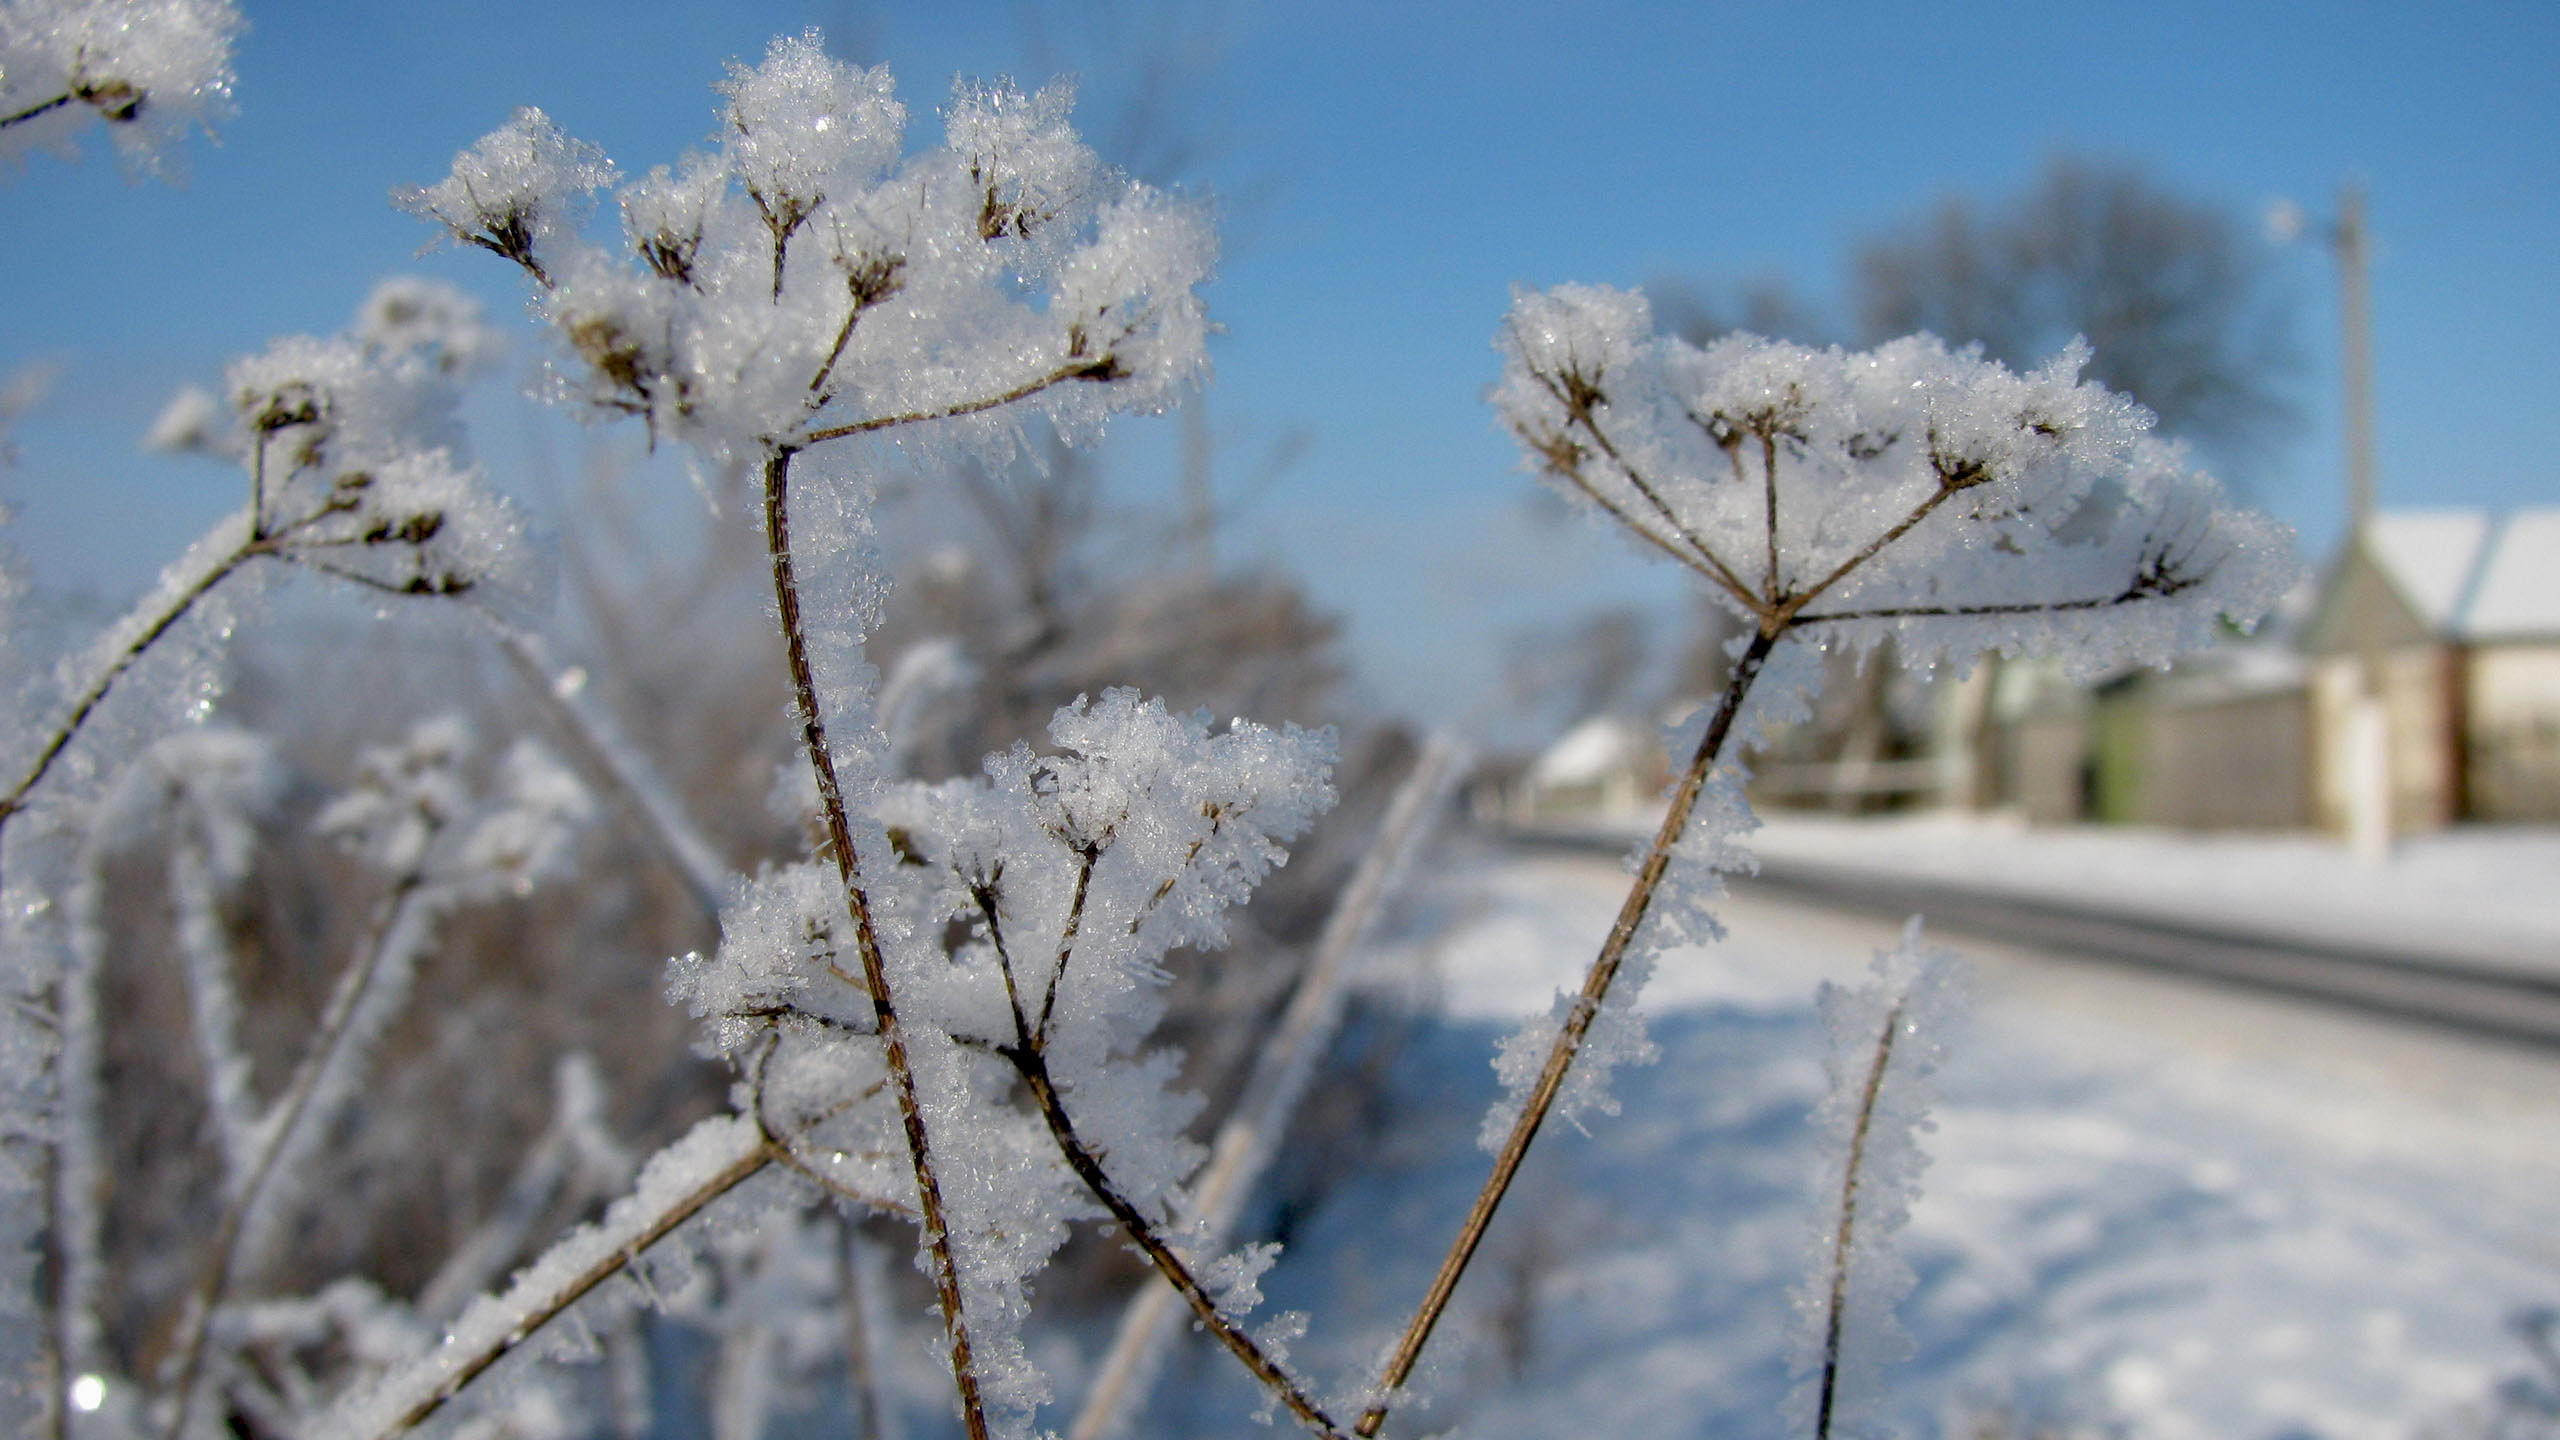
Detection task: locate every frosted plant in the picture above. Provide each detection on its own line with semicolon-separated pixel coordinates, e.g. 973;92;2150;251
0;278;518;859
1793;922;1965;1440
1351;284;2292;1436
155;716;594;1440
650;690;1339;1436
100;727;279;1177
357;32;1257;1440
0;0;239;173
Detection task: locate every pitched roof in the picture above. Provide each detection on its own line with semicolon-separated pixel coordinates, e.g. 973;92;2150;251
1528;715;1650;786
2462;508;2560;639
2361;507;2560;641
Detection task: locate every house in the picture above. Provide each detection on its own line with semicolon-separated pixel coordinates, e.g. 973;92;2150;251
1512;713;1669;819
2296;508;2560;828
1977;634;2314;831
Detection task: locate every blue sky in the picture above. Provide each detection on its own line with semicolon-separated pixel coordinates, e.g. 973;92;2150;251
3;0;2555;728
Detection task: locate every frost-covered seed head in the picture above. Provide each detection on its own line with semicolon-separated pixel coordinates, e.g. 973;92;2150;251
718;31;903;213
352;276;499;376
405;39;1215;478
1493;284;2294;678
0;0;241;174
394;108;615;281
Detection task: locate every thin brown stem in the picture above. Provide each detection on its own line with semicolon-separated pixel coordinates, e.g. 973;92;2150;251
1815;999;1904;1440
1128;821;1217;937
249;432;271;539
1356;627;1781;1438
972;883;1037;1049
1537;371;1758;607
1793;586;2167;626
1784;485;1958;621
1006;1046;1350;1440
1037;843;1101;1046
809;301;866;403
1538;446;1747;599
1;92;74;129
798;362;1113;447
166;863;433;1440
1761;431;1784;601
764;446;992;1440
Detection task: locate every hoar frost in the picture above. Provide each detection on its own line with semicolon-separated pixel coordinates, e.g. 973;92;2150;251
1493;283;2292;679
1357;281;2299;1439
0;0;240;173
399;29;1215;479
1474;281;2292;1160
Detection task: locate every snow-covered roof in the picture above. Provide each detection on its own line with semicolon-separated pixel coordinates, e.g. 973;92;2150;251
2462;508;2560;639
1528;715;1649;786
2364;511;2492;631
2360;507;2560;641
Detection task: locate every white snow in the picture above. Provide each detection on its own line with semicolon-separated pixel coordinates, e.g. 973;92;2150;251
1143;838;2560;1440
2463;507;2560;640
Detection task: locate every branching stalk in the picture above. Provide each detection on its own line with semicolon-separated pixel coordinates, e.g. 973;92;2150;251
1070;736;1468;1440
762;446;991;1440
1356;629;1778;1437
797;362;1112;447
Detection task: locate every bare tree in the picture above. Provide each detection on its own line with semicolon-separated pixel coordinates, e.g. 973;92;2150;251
1652;155;2297;462
1855;155;2296;459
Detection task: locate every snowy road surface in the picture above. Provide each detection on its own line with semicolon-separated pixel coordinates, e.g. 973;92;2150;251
1141;839;2560;1440
1526;827;2560;1048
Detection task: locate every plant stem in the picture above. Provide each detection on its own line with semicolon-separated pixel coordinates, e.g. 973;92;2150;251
798;363;1106;447
1355;628;1779;1438
0;92;74;129
1007;1046;1350;1440
762;446;991;1440
468;604;732;920
1815;998;1904;1440
1068;737;1467;1440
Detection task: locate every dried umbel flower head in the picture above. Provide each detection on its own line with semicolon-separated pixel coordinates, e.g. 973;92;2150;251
0;0;240;172
1494;283;2293;678
403;31;1216;477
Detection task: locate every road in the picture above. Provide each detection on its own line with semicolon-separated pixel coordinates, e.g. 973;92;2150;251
1510;826;2560;1050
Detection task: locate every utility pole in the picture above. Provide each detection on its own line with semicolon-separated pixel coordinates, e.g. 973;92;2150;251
2333;183;2391;859
2272;183;2390;857
2338;184;2378;530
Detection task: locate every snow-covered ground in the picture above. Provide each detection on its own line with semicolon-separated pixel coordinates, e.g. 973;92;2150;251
1141;834;2560;1440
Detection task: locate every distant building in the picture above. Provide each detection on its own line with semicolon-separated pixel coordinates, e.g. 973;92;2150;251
2297;509;2560;827
1514;714;1668;818
1952;508;2560;833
